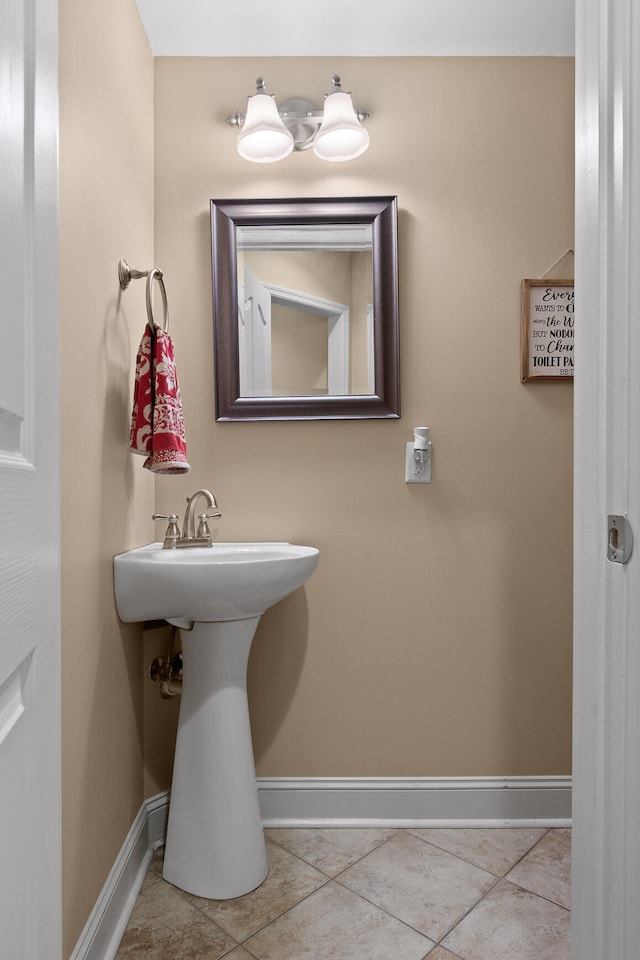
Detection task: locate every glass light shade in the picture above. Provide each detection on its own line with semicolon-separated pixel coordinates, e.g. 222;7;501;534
237;93;294;163
312;91;370;162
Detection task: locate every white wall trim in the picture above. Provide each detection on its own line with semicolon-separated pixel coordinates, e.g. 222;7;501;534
70;775;570;960
262;283;351;396
69;794;168;960
258;776;571;826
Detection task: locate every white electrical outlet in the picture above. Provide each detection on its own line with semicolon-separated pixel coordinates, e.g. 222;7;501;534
405;441;432;483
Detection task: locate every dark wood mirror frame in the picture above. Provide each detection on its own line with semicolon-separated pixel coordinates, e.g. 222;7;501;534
210;196;400;421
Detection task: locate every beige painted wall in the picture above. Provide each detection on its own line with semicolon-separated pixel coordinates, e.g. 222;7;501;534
57;34;574;952
59;0;154;953
150;57;574;783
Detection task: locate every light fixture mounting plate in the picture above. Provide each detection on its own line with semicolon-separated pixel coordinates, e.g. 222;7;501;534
279;97;320;151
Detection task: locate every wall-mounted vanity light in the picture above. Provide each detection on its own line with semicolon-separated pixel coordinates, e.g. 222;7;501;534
226;75;370;163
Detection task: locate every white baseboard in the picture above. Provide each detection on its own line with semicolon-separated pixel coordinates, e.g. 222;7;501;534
71;775;571;959
69;793;168;960
258;775;572;827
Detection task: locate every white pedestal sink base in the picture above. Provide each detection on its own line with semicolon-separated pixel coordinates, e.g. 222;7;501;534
113;539;319;897
162;617;269;899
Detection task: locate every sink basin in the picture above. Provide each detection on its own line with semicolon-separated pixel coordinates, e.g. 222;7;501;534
113;541;319;623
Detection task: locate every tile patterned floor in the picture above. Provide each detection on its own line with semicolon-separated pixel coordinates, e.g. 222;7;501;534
115;827;571;959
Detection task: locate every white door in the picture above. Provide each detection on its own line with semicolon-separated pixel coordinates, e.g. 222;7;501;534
573;0;640;956
0;0;61;957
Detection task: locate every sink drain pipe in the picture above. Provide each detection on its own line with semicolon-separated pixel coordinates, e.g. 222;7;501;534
148;624;183;698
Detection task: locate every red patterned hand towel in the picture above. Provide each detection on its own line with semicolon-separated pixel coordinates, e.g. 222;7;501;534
129;323;191;474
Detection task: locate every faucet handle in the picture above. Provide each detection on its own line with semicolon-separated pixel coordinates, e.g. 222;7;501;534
152;513;180;546
195;511;221;539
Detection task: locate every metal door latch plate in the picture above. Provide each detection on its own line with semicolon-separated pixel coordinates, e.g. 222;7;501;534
607;514;633;564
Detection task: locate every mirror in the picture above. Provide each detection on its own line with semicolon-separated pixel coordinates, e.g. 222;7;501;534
210;196;400;420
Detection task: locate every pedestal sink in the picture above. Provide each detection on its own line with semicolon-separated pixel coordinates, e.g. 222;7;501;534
113;541;319;899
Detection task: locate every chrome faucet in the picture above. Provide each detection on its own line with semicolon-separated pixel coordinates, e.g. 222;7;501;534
182;489;221;541
153;489;221;549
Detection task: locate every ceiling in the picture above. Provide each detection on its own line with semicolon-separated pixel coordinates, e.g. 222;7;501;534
135;0;574;58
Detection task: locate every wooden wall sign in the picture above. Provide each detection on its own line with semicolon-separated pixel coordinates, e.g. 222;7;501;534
521;279;575;382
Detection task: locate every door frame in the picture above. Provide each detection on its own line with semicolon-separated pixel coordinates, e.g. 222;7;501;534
572;0;640;956
29;0;62;954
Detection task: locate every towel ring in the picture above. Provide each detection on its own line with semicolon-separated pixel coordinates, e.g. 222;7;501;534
146;268;169;333
118;259;169;333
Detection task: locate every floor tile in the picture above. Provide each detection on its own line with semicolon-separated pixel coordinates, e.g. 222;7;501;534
221;948;259;960
506;828;571;907
117;827;571;960
442;880;570;960
149;846;164;877
115;879;237;959
409;827;547;876
427;949;466;960
183;838;328;941
244;880;435;960
338;831;496;941
140;864;162;892
265;827;398;876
